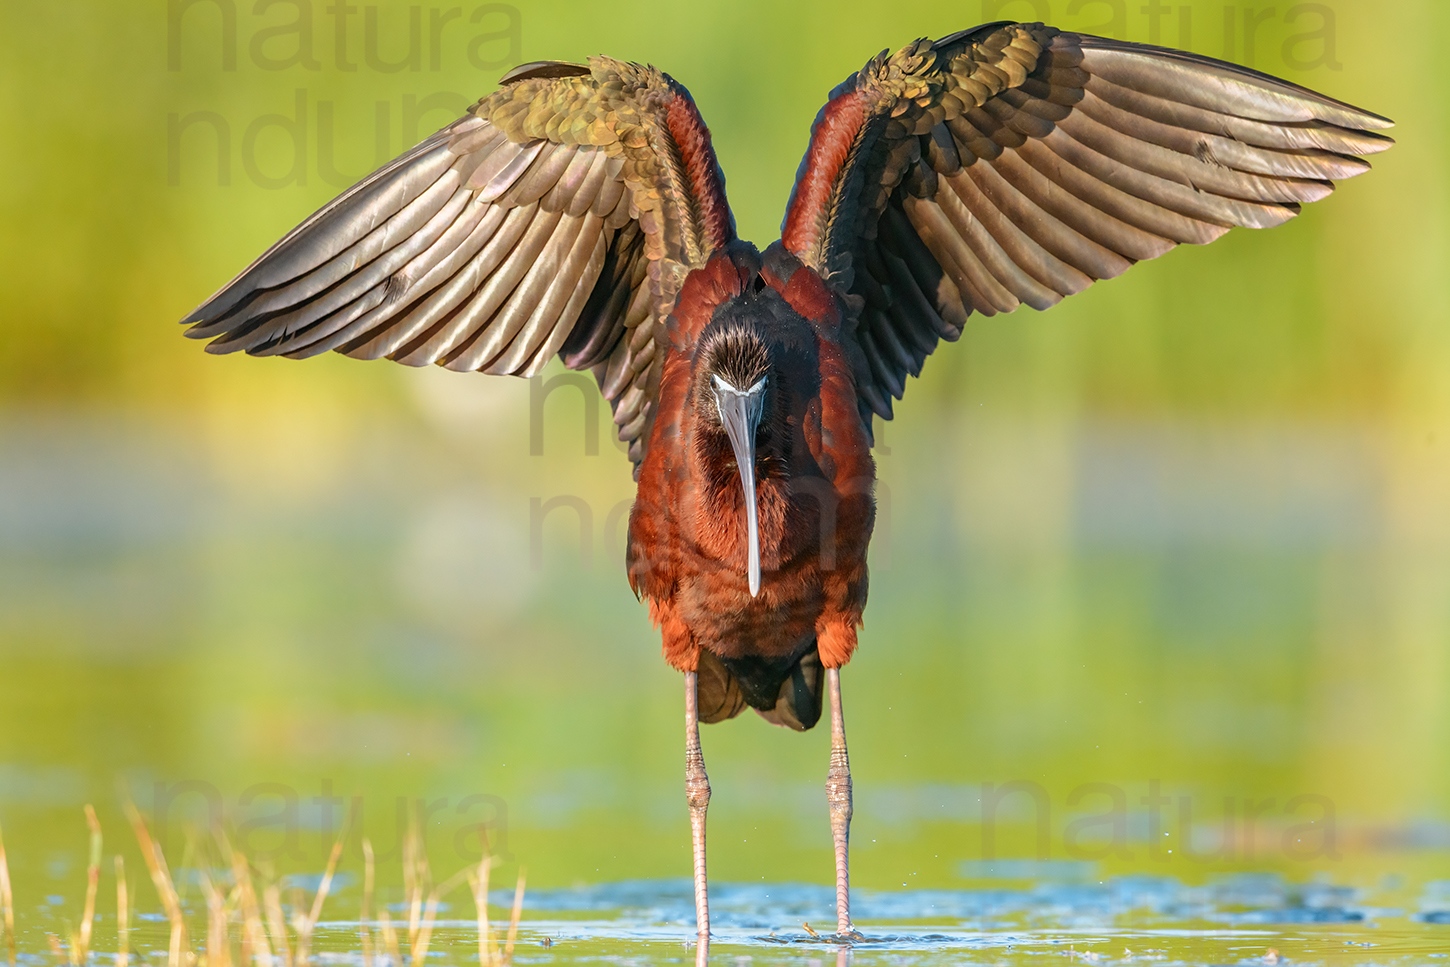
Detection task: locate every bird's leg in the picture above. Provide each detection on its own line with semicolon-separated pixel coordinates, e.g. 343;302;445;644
826;667;857;938
684;670;711;949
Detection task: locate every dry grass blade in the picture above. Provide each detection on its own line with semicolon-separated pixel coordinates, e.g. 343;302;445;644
360;840;375;967
228;849;273;967
113;857;129;967
411;893;439;965
199;870;232;967
412;869;471;967
175;835;199;914
121;802;188;967
71;805;103;966
288;888;305;956
8;806;525;967
468;853;493;967
402;818;429;955
403;828;418;949
262;885;293;967
502;869;525;965
307;836;346;928
0;819;15;966
377;909;401;967
408;898;435;967
294;834;346;967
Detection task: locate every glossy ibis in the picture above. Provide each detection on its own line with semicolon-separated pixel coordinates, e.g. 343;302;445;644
180;20;1392;945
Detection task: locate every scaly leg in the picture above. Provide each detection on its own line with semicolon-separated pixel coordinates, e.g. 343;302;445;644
684;671;711;951
825;667;856;938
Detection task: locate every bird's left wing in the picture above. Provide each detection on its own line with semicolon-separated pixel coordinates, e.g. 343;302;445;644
779;22;1393;427
182;57;736;470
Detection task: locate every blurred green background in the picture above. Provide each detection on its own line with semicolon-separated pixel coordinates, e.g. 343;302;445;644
0;0;1447;932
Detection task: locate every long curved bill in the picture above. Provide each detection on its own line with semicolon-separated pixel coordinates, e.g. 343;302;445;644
712;376;766;597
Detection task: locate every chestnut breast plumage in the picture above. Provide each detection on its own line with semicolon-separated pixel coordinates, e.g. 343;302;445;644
626;243;875;713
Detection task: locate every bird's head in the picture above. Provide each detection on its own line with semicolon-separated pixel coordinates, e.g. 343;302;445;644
675;242;825;598
690;304;782;599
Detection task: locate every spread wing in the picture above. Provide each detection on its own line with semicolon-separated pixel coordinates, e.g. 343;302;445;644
181;57;736;470
780;21;1393;426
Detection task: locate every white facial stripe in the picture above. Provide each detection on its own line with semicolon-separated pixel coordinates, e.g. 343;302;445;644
712;375;766;433
711;374;767;398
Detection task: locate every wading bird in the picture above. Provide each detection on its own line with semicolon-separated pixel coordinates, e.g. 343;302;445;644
181;20;1391;946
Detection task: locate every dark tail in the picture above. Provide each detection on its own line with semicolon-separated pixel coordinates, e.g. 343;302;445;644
697;644;823;731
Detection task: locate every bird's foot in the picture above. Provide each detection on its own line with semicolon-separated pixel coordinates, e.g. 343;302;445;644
803;923;866;945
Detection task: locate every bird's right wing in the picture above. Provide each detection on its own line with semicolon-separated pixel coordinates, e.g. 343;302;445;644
779;22;1393;427
181;57;736;470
